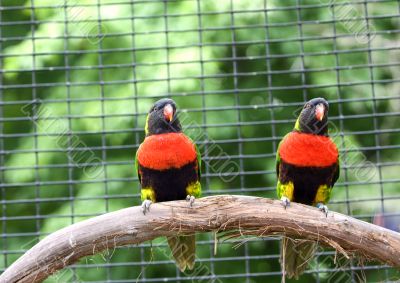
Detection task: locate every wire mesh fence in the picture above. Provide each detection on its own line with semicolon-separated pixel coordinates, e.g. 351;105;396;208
1;0;400;282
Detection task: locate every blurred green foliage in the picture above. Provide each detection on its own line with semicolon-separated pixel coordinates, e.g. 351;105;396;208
1;0;400;282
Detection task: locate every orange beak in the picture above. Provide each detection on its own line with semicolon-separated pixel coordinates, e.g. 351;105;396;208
315;103;325;121
163;104;173;122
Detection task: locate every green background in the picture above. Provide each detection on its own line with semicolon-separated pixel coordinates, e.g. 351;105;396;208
1;0;400;282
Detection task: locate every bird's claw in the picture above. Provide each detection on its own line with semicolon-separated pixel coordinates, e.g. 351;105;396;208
317;203;329;217
141;199;152;215
280;196;290;209
186;195;195;207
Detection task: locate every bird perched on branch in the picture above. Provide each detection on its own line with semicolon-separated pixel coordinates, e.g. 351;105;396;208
135;98;201;272
276;97;339;279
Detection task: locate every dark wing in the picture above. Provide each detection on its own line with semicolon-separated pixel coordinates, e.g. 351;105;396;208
331;161;340;187
135;147;141;184
195;143;201;179
187;136;201;179
276;135;288;178
276;155;280;178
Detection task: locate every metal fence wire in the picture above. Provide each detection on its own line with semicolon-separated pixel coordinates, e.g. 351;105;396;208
1;0;400;282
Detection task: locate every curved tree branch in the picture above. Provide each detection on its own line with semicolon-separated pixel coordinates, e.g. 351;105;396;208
1;195;400;282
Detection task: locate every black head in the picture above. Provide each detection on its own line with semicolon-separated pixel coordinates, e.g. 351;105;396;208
145;98;182;136
294;97;329;136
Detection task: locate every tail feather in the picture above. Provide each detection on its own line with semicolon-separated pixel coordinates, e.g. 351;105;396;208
281;237;316;279
167;235;196;272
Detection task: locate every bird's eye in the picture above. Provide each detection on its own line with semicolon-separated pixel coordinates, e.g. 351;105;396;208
304;104;311;109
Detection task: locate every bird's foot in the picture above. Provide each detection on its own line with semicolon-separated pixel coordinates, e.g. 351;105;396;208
186;195;195;207
280;196;291;209
317;203;329;217
141;199;152;215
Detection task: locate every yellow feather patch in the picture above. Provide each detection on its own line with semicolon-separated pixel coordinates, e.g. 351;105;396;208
277;181;294;201
294;118;300;131
141;187;156;202
144;114;150;136
186;181;201;198
313;184;331;205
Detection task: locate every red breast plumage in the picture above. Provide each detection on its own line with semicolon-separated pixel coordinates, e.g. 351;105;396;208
137;132;197;170
279;131;338;167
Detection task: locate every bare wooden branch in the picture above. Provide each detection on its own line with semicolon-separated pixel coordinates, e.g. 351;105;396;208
1;195;400;283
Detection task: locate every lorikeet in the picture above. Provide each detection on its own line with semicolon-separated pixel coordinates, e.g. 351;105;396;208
276;97;339;279
135;98;201;272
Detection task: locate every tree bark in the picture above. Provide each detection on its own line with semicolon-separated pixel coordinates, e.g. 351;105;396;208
1;195;399;283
